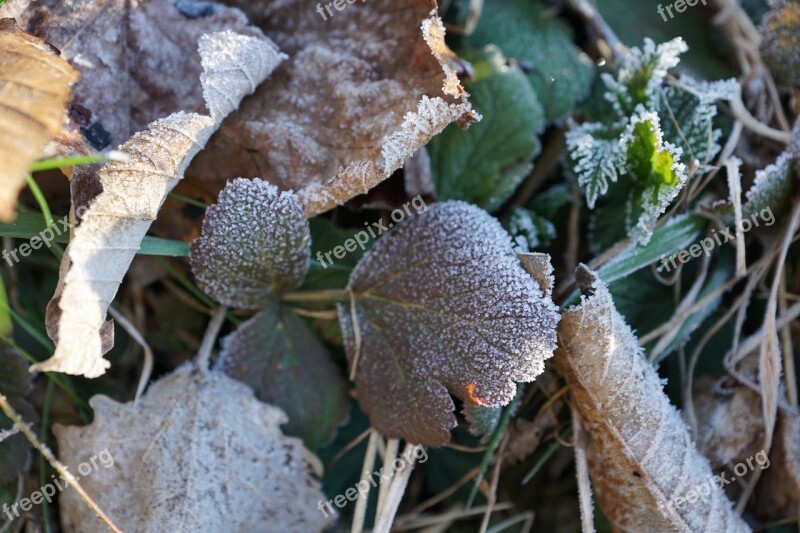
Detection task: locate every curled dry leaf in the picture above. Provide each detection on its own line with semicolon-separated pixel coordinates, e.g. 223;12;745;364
17;0;267;148
33;31;284;378
188;0;476;217
0;18;77;221
55;364;332;532
557;266;749;532
190;178;310;310
338;201;559;446
216;303;348;450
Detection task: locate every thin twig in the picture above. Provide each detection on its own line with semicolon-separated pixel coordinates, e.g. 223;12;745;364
0;395;121;533
352;431;379;533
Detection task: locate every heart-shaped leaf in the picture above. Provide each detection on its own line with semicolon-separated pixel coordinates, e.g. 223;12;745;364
216;302;348;450
190;178;311;310
338;201;559;446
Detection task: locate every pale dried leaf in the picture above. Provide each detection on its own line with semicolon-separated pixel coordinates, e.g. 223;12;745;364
32;31;284;377
187;1;475;217
338;201;559;446
17;0;268;148
0;18;77;221
190;178;310;309
558;266;749;532
55;364;332;532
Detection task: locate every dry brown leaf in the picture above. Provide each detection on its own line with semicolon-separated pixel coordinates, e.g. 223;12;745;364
31;31;284;378
558;266;750;532
16;0;266;149
55;363;333;532
187;0;476;217
693;375;800;520
0;18;77;221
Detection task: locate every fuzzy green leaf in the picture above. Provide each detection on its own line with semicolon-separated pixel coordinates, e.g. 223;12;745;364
189;178;310;310
465;0;593;121
339;202;559;446
429;48;545;212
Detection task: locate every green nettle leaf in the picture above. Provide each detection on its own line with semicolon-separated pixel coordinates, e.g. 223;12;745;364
0;344;35;487
338;201;560;446
216;303;348;450
658;78;736;167
566;124;621;209
760;0;800;87
465;0;593;122
429;48;545;212
618;111;687;244
602;38;688;116
506;207;556;251
189;178;310;310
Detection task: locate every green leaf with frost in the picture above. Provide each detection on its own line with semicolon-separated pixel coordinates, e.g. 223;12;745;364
506;207;556;252
618;111;687;244
429;48;545;212
465;0;593;122
657;78;736;167
189;178;311;310
566;123;621;209
743;151;794;218
603;38;688;116
216;302;348;450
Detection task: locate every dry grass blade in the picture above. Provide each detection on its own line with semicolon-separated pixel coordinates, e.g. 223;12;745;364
0;18;77;222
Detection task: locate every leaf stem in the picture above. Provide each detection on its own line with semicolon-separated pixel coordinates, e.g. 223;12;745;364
281;289;350;304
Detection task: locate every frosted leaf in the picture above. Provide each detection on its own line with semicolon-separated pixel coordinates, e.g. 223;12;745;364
566;123;621;209
658;77;736;167
216;304;348;450
33;31;283;378
338;202;560;446
464;404;503;440
0;19;78;221
603;38;688;116
187;1;475;217
507;209;556;252
55;364;332;532
558;266;749;532
16;0;272;148
0;343;35;487
190;179;310;310
617;110;687;245
744;150;794;217
760;0;800;87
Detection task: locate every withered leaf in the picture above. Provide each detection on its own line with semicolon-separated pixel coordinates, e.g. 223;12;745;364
33;31;284;378
190;178;310;310
558;266;749;532
17;0;267;148
0;18;77;221
338;201;559;446
55;364;332;532
216;303;348;450
188;0;476;216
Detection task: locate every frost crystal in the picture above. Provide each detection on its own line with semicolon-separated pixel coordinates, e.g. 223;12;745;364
339;201;560;446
